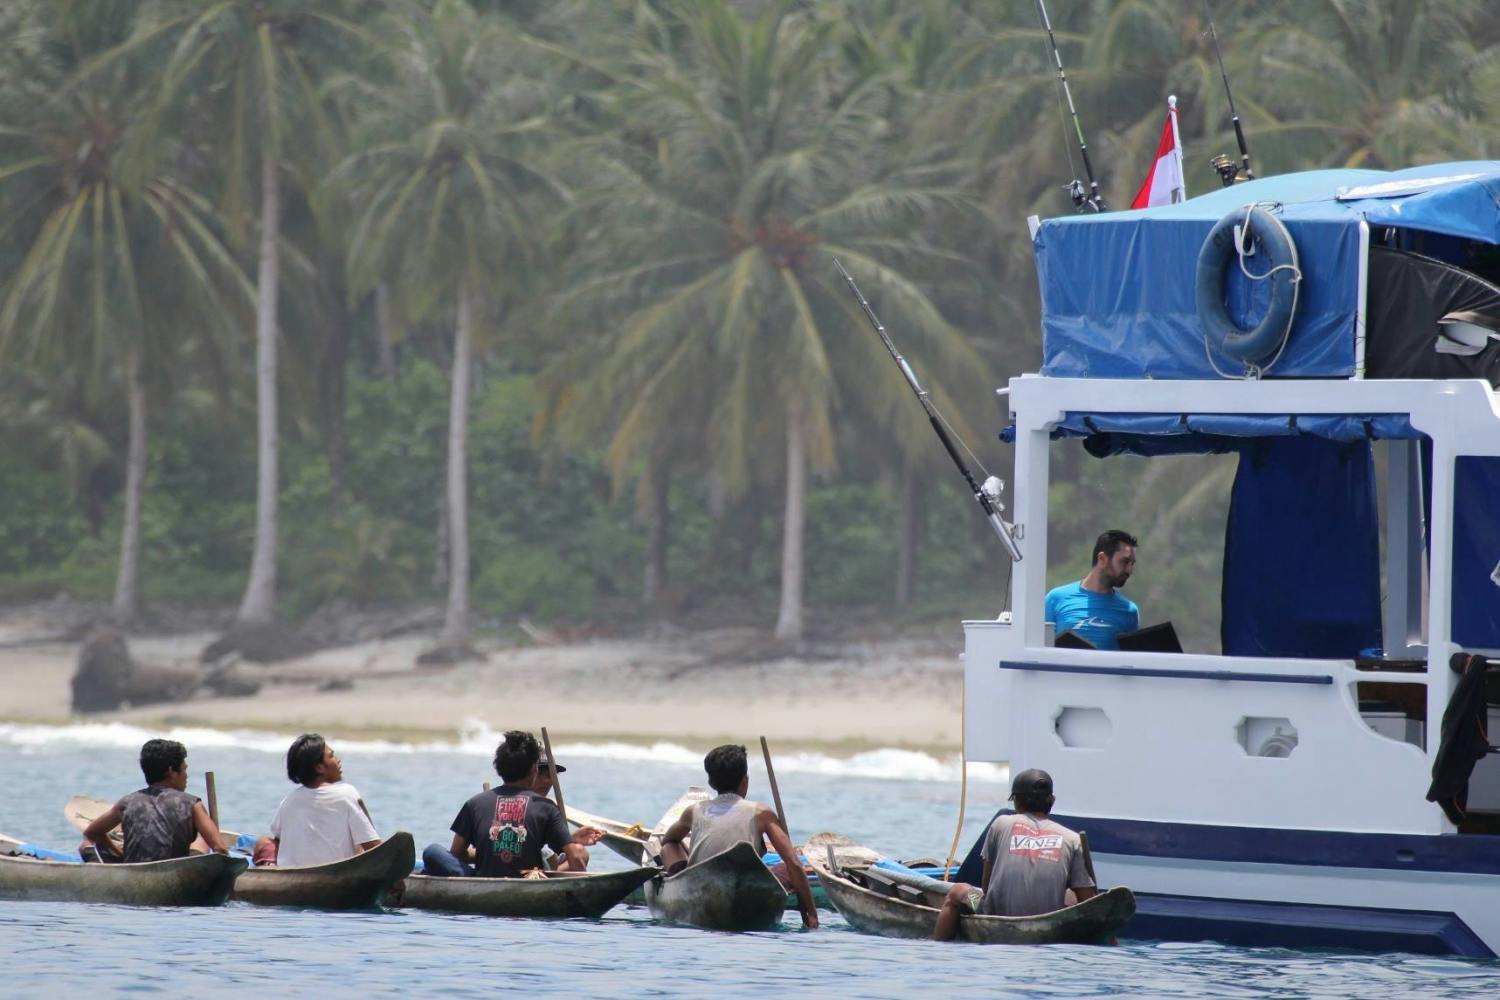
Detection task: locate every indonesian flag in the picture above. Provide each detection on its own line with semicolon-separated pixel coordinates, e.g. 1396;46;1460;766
1130;95;1186;208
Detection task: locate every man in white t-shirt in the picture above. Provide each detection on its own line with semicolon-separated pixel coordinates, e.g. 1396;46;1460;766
260;734;381;868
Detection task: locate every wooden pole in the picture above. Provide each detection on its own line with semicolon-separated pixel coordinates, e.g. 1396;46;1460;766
759;736;789;834
942;673;968;881
204;771;220;826
540;727;567;824
1079;830;1098;886
483;782;491;792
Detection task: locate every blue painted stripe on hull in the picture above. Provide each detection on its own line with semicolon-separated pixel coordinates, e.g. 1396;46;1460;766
999;659;1333;685
1125;892;1494;959
1048;813;1500;877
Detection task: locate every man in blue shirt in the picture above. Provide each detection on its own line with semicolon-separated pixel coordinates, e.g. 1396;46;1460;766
1045;529;1140;650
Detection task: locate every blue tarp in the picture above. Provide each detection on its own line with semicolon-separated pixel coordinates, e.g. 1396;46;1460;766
1222;437;1383;658
1452;457;1500;650
1035;162;1500;380
1000;412;1421;456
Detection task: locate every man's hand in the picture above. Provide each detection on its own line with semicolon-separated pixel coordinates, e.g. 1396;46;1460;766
800;897;820;929
571;826;606;846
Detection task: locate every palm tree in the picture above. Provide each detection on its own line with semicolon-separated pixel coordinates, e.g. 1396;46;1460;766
1242;0;1496;170
0;1;251;622
100;0;373;628
548;0;991;640
334;0;563;657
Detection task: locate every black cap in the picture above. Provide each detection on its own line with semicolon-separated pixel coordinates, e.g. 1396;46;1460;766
1008;768;1053;801
538;754;566;774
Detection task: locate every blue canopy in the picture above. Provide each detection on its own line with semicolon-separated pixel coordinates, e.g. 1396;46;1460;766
1000;411;1421;456
1036;162;1500;380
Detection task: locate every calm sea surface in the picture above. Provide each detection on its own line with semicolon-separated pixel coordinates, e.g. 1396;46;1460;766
3;726;1498;998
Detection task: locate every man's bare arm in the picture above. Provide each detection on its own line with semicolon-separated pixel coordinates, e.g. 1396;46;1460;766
759;809;818;930
657;807;694;872
80;804;124;858
190;802;228;854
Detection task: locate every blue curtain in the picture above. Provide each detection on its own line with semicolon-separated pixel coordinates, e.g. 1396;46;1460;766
1452;457;1500;649
1221;437;1383;658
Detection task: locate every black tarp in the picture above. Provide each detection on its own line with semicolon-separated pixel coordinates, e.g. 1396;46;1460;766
1365;246;1500;385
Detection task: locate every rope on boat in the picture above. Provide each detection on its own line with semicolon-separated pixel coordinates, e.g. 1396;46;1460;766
942;668;968;881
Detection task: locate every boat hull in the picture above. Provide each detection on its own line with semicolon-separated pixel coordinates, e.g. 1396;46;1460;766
644;842;786;932
395;866;655;918
809;853;1134;944
1049;814;1500;958
232;832;414;909
0;852;245;906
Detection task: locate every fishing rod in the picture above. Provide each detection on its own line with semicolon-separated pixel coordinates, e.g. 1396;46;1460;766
1204;0;1253;187
833;259;1023;562
1035;0;1105;213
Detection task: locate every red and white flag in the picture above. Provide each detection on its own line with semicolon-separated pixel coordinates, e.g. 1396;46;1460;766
1130;95;1186;209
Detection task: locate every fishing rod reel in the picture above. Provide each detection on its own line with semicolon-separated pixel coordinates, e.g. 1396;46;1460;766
981;476;1008;514
1066;180;1104;213
1212;153;1244;188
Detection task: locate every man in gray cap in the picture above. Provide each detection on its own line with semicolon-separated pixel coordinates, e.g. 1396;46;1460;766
531;752;565;799
933;768;1096;940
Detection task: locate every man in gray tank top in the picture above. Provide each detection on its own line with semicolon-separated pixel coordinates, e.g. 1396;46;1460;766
658;744;819;929
933;768;1096;940
80;739;228;863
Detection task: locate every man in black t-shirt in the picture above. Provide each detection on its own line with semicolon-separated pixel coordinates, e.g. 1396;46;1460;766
421;731;600;877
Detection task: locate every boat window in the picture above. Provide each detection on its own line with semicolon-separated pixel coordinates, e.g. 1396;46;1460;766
1044;442;1234;654
1044;432;1429;661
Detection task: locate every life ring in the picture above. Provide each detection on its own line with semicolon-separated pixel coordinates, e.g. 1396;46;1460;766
1195;205;1301;368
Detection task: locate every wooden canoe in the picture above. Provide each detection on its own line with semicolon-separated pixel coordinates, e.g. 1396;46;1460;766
565;787;713;866
807;848;1136;945
394;865;656;918
231;832;415;909
644;841;787;932
0;851;245;906
564;805;654;864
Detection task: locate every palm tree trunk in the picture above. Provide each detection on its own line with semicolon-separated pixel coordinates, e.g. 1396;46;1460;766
774;399;806;641
895;463;919;608
439;282;474;651
112;343;147;625
643;460;671;607
236;146;281;626
375;282;397;380
319;296;349;509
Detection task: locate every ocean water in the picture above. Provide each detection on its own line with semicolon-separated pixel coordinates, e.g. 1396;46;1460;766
3;724;1498;999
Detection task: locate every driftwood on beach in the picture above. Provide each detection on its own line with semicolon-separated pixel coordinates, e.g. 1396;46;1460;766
71;624;261;713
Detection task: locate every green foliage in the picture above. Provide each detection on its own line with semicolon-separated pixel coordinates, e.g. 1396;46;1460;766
3;0;1500;636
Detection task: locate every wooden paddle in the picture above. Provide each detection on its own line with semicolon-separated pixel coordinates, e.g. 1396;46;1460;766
205;771;220;826
759;736;789;835
1079;831;1098;886
539;727;567;824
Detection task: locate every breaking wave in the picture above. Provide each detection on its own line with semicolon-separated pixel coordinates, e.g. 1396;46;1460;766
0;720;1006;784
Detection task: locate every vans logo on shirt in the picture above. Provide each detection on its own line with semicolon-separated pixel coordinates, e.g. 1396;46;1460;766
1008;824;1064;862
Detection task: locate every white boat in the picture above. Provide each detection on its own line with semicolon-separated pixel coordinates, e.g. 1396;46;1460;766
959;162;1500;957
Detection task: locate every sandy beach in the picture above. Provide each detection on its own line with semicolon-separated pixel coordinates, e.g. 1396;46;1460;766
0;604;967;753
